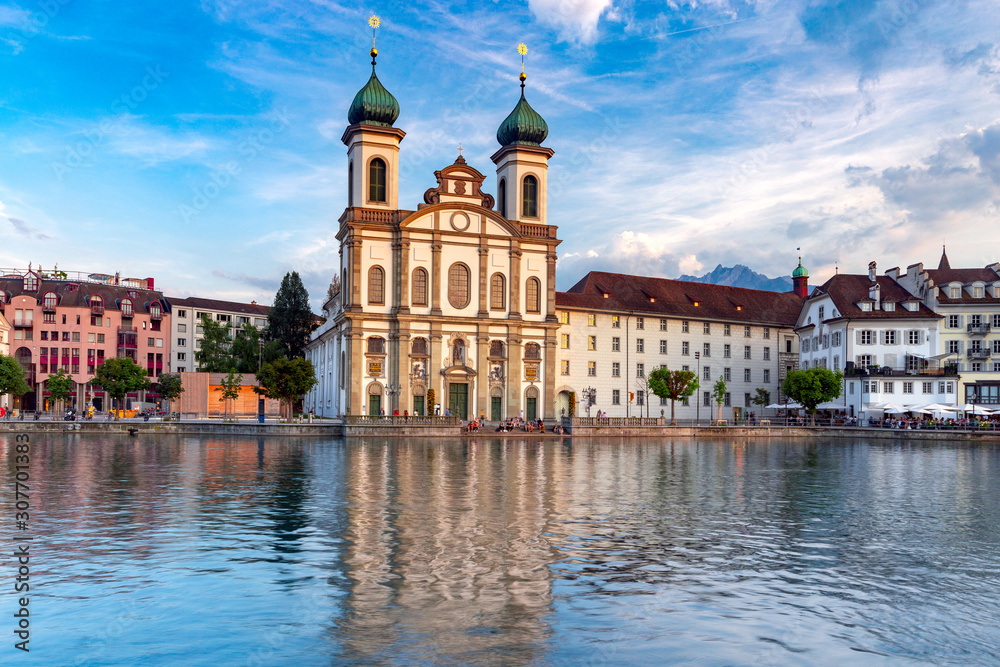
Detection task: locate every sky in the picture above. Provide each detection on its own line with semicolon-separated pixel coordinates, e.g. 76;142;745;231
2;0;1000;309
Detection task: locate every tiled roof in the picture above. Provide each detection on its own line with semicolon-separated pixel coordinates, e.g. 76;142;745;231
556;271;804;326
926;267;1000;304
815;275;938;320
0;277;166;313
167;296;271;316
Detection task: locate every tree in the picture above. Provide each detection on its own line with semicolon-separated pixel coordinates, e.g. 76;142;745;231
94;358;151;420
647;367;699;425
195;315;235;372
0;355;30;406
782;368;844;425
268;271;315;359
46;369;74;415
254;358;316;422
230;324;281;374
326;275;341;302
157;373;184;418
215;371;243;421
712;379;728;423
751;388;771;413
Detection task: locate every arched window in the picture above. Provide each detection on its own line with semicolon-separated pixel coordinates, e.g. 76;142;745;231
348;161;354;207
524;342;541;359
367;337;385;354
525;277;541;313
23;273;38;292
498;178;507;218
120;298;134;318
368;266;384;304
411;268;428;306
369;157;387;203
522;175;538;218
489;340;506;358
0;291;7;305
490;273;505;310
90;295;104;314
150;302;162;319
411;337;428;356
43;292;57;309
448;263;470;308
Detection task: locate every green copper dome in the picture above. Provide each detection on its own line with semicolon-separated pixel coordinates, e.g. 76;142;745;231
792;259;809;279
497;77;548;147
348;51;399;127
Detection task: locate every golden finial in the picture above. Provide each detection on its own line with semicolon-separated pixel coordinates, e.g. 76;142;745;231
517;43;528;86
369;15;380;61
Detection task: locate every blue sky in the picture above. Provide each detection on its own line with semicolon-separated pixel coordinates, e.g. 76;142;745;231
2;0;999;307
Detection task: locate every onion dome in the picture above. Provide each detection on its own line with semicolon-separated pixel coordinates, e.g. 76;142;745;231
496;73;548;147
792;258;809;279
347;49;399;127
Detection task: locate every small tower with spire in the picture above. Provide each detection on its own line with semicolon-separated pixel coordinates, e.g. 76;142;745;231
938;244;951;271
343;15;405;211
491;44;554;224
792;253;809;299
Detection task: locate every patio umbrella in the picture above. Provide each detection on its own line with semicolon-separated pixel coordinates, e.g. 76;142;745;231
884;404;908;414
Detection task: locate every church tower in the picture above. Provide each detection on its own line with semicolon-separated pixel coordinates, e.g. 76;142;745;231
792;256;809;299
491;46;554;226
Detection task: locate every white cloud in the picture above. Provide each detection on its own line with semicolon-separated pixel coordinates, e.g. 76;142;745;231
678;254;702;274
528;0;615;43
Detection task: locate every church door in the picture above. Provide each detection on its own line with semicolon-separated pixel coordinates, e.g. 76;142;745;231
491;396;502;421
526;396;537;422
413;396;424;416
368;395;381;416
449;383;468;420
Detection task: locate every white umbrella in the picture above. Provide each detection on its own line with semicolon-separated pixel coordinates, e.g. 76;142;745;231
923;403;959;413
884;404;908;414
816;401;846;410
966;406;992;415
908;407;932;414
765;402;802;410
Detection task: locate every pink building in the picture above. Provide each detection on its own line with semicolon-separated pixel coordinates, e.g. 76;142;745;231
0;267;171;413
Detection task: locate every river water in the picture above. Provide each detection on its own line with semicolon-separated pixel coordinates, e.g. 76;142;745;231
2;434;1000;665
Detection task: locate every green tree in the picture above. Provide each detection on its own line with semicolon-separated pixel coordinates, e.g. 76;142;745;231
157;373;184;418
46;368;75;415
215;371;243;421
0;355;31;407
648;367;699;425
231;324;282;374
94;358;151;420
267;271;315;359
195;315;235;372
712;379;728;423
254;358;317;422
781;368;844;425
751;388;771;414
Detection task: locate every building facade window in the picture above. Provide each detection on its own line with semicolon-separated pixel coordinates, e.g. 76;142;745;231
368;266;385;304
589;335;597;351
561;334;570;349
498;178;506;217
369;157;386;202
763;369;770;383
612;362;620;377
612;316;620;328
682;321;689;333
612;390;620;405
744;326;751;337
522;175;538;217
449;263;471;308
412;268;428;306
703;342;711;357
659;340;667;354
636;317;644;330
682;341;689;355
724;367;731;382
660;319;667;331
525;277;541;313
703;322;711;334
612;337;620;352
744;368;751;382
744;345;751;359
561;360;569;375
637;339;644;353
491;273;506;310
588;361;596;376
589;313;597;326
637;363;644;378
763;347;770;360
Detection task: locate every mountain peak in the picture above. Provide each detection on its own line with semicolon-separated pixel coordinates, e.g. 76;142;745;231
677;264;793;292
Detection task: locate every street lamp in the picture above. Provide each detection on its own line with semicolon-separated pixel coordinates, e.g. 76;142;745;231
386;382;401;414
581;386;596;417
695;351;701;425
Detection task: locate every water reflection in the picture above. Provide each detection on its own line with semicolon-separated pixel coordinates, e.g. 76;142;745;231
2;435;1000;665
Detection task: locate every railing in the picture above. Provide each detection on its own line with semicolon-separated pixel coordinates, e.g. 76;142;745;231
12;319;33;328
91;304;104;315
0;268;155;290
344;415;460;426
519;222;558;239
968;349;991;360
967;323;991;335
42;303;56;313
338;207;403;225
572;417;664;427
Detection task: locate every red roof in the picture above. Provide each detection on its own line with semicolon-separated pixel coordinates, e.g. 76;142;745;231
556;271;804;326
815;274;938;320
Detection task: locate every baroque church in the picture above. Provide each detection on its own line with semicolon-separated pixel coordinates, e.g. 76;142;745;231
306;44;562;420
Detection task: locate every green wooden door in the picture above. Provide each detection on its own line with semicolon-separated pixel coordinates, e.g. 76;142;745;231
526;397;537;421
413;396;424;416
368;395;381;416
491;396;502;421
449;383;468;419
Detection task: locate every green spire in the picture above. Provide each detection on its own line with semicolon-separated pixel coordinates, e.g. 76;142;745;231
497;73;548;147
792;257;808;279
348;49;399;127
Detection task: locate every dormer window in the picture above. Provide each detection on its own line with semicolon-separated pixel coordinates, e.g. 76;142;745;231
884;301;895;311
950;287;960;299
43;292;58;310
0;291;6;305
860;302;872;312
974;286;984;298
150;302;162;320
818;306;824;320
121;298;134;318
906;302;919;312
23;273;38;292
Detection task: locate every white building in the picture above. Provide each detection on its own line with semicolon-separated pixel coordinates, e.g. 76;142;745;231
554;270;804;420
306;50;561;420
889;248;1000;408
166;296;270;373
796;261;956;416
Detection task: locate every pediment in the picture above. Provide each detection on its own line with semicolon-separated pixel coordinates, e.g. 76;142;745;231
423;156;495;209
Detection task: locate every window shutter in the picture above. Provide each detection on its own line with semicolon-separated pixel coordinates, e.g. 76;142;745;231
856;330;862;345
958;315;965;327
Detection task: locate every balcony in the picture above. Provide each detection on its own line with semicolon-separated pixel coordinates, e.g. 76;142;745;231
968;349;991;361
967;323;991;335
13;319;33;328
42;303;56;313
150;310;163;321
91;304;104;315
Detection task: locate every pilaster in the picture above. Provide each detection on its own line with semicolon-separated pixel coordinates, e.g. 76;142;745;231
431;234;443;317
509;241;522;320
477;332;489;419
477;244;490;318
544;333;557;419
545;249;558;323
507;328;522;418
430;323;443;412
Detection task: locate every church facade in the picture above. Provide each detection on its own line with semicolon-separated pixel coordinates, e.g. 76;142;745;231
306;49;561;420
